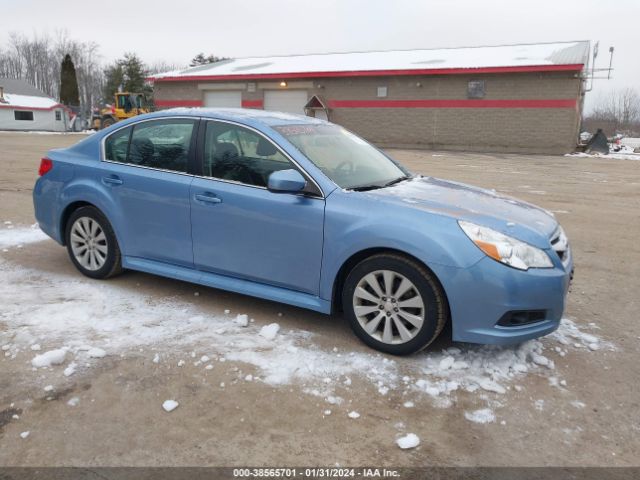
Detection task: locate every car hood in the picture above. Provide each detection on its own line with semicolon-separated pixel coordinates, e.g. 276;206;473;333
362;176;558;248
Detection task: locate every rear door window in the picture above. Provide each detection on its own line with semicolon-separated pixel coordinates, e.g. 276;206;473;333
104;119;196;173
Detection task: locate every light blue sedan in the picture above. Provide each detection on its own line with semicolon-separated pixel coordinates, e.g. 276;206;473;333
33;109;573;355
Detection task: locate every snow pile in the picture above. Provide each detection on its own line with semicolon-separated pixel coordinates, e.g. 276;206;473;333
550;318;612;351
31;348;67;367
259;323;280;340
464;408;496;424
396;433;420;449
409;340;548;404
565;151;640;161
1;226;610;413
405;317;612;412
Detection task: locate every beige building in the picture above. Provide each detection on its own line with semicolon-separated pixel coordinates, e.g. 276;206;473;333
150;41;590;154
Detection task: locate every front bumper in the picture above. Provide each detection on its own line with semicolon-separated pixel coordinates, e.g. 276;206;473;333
432;251;573;345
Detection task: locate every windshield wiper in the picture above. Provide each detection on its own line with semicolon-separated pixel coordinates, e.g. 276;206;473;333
382;175;412;188
349;175;412;192
349;184;383;192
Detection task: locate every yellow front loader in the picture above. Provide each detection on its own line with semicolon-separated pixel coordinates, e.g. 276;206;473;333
92;92;150;129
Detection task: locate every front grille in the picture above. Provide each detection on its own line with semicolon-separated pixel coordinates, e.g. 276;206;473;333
550;226;570;268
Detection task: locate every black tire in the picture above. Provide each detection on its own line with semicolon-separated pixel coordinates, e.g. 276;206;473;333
65;206;123;279
101;116;116;129
342;253;448;355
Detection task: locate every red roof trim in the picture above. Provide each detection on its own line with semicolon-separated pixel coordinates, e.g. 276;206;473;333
152;64;584;83
328;99;577;109
154;99;203;107
241;99;263;108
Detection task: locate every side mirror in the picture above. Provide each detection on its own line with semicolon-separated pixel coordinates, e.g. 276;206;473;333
267;169;307;193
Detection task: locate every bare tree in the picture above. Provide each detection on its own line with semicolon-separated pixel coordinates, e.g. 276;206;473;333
588;87;640;135
146;60;185;76
0;31;105;118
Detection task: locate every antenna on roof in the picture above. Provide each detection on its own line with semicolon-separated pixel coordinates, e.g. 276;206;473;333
583;41;614;92
607;46;615;80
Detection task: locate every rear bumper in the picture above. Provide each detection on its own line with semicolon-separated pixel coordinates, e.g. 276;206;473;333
433;252;573;345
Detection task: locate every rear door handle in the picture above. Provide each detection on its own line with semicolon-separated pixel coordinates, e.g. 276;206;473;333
194;193;222;204
102;175;123;186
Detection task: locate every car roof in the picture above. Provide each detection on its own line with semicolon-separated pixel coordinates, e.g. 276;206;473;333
132;107;328;129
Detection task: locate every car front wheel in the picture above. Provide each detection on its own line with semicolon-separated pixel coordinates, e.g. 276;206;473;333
65;206;123;279
342;254;448;355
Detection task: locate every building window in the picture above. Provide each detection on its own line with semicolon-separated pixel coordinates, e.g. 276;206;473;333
55;110;62;121
467;80;485;99
14;111;34;121
377;86;388;98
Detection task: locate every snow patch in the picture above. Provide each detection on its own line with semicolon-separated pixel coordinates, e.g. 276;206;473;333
465;408;496;424
87;347;106;358
396;433;420;449
31;348;67;368
162;400;179;412
234;314;249;327
565;151;640;161
0;225;48;249
259;323;280;340
0;228;611;412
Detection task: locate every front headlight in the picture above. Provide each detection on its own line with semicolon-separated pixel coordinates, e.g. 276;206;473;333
458;220;553;271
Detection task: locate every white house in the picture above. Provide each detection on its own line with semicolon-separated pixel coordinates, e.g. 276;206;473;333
0;79;70;131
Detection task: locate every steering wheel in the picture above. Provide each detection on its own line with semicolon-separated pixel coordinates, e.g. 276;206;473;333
334;160;355;176
221;161;263;186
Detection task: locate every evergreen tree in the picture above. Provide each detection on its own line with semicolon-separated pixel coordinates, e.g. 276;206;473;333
102;62;124;103
190;53;227;67
59;54;80;107
102;53;149;102
120;52;147;92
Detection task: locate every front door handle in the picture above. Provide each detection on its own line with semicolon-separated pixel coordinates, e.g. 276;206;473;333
102;175;123;186
195;193;222;204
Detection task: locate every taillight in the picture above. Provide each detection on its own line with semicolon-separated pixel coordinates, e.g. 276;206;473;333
38;158;53;176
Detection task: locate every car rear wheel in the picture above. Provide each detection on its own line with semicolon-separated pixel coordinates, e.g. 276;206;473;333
65;206;123;279
342;253;448;355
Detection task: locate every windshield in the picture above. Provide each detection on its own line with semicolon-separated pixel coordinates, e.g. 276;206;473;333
274;124;409;190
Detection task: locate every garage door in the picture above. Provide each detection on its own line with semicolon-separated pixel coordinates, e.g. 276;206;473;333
204;91;242;108
264;90;308;115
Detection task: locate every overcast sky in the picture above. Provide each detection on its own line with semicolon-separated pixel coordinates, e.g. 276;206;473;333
2;0;638;110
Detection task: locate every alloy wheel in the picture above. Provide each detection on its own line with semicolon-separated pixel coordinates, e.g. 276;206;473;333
70;216;108;271
352;269;425;345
